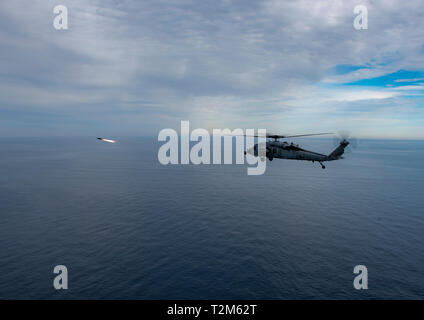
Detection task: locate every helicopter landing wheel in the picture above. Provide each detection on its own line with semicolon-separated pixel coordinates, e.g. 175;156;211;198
319;162;326;169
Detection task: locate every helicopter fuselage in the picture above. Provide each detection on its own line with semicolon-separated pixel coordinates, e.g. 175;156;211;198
246;140;349;168
270;141;328;161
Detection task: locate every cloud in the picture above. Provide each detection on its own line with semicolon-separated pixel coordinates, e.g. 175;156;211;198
0;0;424;138
394;78;424;83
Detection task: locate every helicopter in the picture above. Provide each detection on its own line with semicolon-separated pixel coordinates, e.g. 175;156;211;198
244;133;350;169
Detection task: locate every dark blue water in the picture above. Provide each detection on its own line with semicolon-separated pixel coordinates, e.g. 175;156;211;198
0;137;423;299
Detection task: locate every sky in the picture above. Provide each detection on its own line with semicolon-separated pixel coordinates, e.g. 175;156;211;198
1;0;424;139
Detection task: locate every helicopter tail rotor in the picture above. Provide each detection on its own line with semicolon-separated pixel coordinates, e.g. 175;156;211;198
332;131;358;155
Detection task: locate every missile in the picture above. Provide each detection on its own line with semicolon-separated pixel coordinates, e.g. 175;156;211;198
97;137;116;143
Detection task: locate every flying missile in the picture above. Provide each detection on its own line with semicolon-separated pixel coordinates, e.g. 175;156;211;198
97;137;116;143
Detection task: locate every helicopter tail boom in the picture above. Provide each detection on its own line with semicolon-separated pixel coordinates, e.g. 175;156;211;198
328;140;349;160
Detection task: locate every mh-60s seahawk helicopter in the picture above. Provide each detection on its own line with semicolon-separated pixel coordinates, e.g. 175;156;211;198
244;133;350;169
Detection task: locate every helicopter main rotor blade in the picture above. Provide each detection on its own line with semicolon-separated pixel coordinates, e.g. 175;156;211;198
281;133;334;138
220;132;333;138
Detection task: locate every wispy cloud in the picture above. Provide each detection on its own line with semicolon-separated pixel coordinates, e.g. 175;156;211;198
394;78;424;83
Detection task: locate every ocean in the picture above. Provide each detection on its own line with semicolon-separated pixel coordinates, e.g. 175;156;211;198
0;137;423;299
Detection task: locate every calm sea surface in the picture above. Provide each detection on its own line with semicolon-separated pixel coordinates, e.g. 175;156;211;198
0;137;423;299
